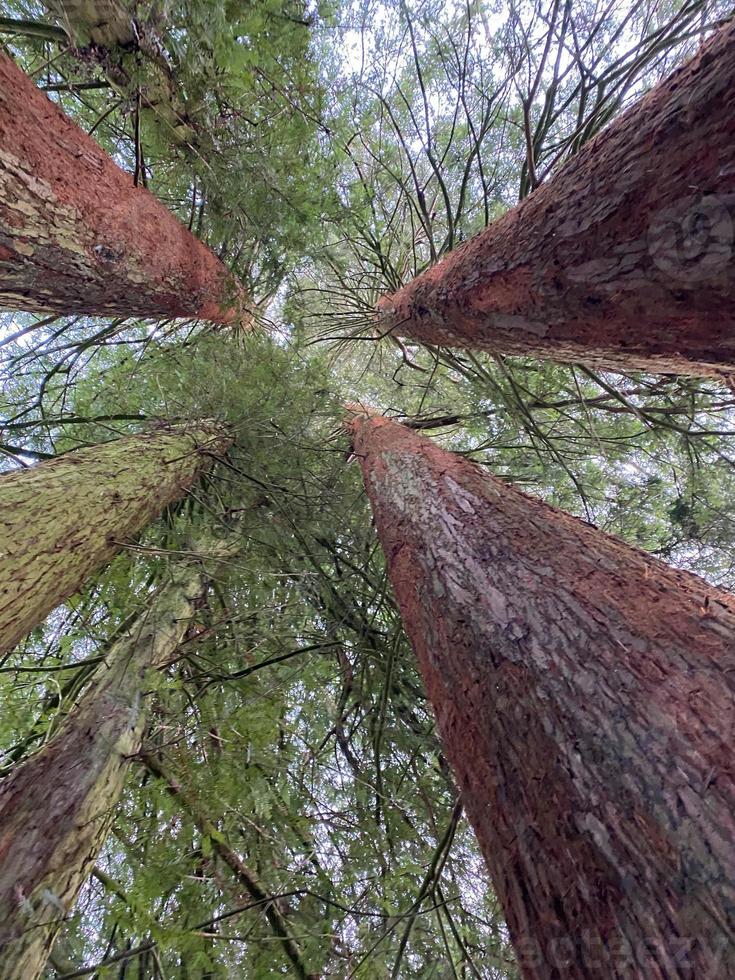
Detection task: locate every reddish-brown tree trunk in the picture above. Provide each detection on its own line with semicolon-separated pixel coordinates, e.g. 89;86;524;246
0;51;246;322
378;21;735;378
0;423;229;655
351;414;735;978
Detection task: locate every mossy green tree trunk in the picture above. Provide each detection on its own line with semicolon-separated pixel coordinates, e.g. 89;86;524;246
0;424;229;655
0;543;229;980
0;51;247;322
377;20;735;379
44;0;195;146
351;414;735;978
47;0;136;48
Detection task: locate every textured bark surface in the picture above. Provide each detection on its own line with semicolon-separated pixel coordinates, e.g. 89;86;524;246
352;415;735;978
44;1;194;145
378;21;735;378
46;0;135;48
0;558;210;980
0;51;246;322
0;424;229;655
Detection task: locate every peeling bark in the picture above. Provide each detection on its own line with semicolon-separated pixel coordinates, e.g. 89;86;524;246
0;424;230;655
352;414;735;978
378;21;735;378
0;52;247;322
0;546;225;980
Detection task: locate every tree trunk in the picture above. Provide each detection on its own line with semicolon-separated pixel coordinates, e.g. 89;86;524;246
0;424;229;655
47;1;135;48
0;51;247;322
350;413;735;978
44;1;196;147
377;20;735;379
0;546;223;979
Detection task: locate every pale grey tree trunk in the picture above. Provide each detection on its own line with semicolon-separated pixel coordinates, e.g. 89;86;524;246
0;537;234;979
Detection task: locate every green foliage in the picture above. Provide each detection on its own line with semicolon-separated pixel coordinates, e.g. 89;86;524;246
1;2;735;977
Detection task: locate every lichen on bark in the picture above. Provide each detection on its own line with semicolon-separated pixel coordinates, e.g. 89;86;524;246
0;423;230;655
0;536;235;980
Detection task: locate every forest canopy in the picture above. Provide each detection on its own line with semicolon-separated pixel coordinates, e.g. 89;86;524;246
1;0;735;977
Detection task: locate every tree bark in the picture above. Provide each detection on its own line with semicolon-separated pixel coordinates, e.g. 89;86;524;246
0;424;229;655
0;51;247;322
44;1;196;146
350;414;735;978
377;20;735;379
46;1;135;48
0;545;224;979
